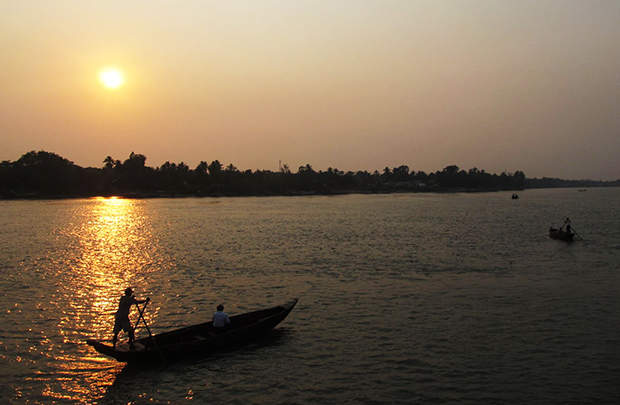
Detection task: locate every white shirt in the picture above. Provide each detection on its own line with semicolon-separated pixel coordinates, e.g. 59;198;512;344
212;311;230;327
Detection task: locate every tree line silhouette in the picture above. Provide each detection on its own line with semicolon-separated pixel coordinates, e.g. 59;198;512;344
0;150;615;199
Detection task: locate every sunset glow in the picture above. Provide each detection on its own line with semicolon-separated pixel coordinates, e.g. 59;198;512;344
1;1;619;180
98;68;125;89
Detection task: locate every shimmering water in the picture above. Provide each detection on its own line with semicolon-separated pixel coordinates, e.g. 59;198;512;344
1;188;619;404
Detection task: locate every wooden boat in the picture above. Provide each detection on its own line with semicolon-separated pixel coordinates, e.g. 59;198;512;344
548;227;574;241
87;298;298;363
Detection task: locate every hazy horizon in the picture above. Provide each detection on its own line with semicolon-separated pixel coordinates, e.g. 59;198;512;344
2;1;619;180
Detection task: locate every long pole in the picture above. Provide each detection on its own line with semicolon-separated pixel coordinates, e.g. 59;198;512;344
571;227;584;240
135;301;167;365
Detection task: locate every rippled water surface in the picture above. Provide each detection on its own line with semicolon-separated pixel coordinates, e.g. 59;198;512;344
1;188;619;404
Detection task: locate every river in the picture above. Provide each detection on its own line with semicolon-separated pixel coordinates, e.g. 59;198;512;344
1;188;619;404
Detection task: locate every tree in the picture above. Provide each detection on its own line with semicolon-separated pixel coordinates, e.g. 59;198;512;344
13;150;81;194
298;164;314;173
103;156;116;170
436;165;461;188
123;152;147;169
443;165;460;175
208;160;222;177
195;161;208;174
119;152;148;191
392;165;410;182
382;167;392;180
297;164;317;191
513;171;526;189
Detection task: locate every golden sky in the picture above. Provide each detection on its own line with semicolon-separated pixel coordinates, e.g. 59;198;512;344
1;1;619;180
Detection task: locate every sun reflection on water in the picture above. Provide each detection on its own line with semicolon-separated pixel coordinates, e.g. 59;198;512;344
60;197;158;338
45;197;167;402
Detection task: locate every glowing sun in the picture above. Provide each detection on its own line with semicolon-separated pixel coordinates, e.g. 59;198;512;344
99;68;125;89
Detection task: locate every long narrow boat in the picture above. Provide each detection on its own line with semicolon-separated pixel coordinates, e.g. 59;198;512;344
87;298;298;363
548;227;574;241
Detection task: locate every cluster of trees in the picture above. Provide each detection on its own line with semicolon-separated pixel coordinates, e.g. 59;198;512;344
1;150;534;199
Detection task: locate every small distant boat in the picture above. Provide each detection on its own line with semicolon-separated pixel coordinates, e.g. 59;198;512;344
87;299;298;363
549;227;574;241
511;193;519;199
578;189;587;192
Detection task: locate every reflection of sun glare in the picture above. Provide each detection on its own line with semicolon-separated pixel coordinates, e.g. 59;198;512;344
43;196;167;402
65;197;158;343
99;68;125;89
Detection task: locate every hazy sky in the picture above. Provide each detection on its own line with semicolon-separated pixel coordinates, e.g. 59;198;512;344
1;1;619;180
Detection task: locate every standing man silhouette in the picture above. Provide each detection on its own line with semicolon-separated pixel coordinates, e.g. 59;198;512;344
112;287;149;349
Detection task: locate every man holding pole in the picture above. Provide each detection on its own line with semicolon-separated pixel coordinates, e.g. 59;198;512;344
112;287;149;349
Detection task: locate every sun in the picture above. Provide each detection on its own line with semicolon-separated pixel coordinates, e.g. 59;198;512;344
99;68;125;89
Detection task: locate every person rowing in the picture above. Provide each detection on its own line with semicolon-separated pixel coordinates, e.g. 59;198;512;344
564;218;571;233
112;287;149;349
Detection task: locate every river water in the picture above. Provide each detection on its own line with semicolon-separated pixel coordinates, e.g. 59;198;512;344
1;188;619;404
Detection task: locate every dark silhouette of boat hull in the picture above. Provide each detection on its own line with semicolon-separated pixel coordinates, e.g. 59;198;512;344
549;228;574;241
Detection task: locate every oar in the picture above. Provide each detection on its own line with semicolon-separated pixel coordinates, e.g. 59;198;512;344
571;227;584;240
135;300;167;365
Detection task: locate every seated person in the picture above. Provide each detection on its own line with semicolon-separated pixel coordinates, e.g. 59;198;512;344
212;304;230;334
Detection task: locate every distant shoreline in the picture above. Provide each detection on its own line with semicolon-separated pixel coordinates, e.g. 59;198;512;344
2;151;618;200
3;185;618;201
